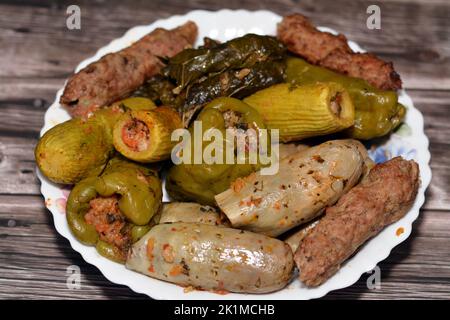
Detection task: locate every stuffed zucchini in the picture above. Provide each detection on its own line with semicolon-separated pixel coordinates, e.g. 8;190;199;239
113;106;183;163
244;82;355;142
285;57;406;140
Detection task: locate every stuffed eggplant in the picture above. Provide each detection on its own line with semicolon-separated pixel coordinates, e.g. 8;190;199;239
126;223;294;293
152;202;230;226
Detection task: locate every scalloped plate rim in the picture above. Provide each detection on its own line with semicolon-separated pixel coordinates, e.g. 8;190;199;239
38;9;432;300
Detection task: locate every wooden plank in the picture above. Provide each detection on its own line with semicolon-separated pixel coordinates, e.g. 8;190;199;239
0;195;147;299
406;90;450;211
0;99;47;135
0;78;62;106
0;0;449;94
0;195;449;299
0;0;449;300
0;136;39;195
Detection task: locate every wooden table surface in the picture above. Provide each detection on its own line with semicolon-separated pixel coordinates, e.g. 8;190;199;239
0;0;449;300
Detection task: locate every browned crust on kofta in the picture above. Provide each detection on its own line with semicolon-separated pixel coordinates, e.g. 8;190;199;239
320;49;402;91
277;14;402;90
277;14;352;64
60;21;198;118
295;157;419;287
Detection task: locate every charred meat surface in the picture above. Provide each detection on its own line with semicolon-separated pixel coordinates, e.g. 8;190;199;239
277;14;402;90
295;157;419;287
60;21;198;118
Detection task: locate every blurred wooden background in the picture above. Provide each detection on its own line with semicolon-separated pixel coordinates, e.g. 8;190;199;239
0;0;449;299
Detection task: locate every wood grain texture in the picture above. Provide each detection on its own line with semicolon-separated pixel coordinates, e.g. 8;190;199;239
0;0;449;300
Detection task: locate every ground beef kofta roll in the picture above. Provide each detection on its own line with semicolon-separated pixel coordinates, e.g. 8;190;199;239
60;21;198;118
295;157;420;287
277;14;402;90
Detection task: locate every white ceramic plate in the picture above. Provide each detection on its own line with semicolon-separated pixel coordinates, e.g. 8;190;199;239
38;9;431;300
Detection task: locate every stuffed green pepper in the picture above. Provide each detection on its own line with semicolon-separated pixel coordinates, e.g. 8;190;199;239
285;57;406;140
66;157;162;262
166;97;269;206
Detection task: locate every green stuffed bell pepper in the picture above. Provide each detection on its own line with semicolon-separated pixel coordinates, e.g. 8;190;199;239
66;157;162;263
286;57;406;140
166;97;270;206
